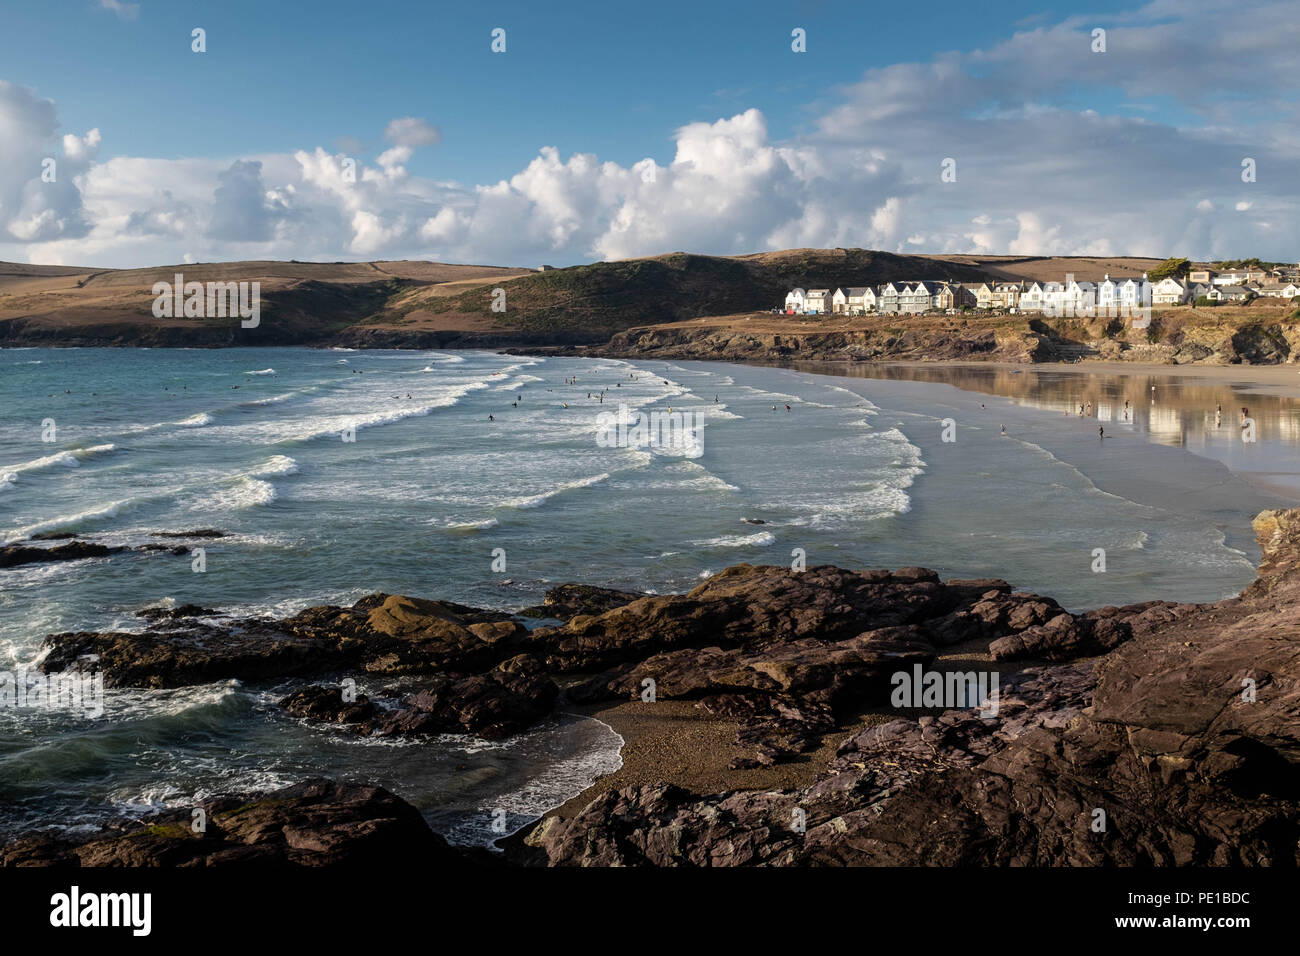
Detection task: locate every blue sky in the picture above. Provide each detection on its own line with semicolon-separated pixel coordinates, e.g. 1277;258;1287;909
0;0;1296;266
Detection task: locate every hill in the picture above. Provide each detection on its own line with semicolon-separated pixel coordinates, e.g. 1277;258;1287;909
0;249;1243;350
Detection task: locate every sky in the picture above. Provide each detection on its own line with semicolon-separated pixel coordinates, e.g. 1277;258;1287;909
0;0;1296;268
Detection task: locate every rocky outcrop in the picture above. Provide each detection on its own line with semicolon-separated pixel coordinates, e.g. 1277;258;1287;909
519;583;647;620
599;323;1051;364
522;512;1300;867
1;541;125;567
1;535;196;569
1;780;462;867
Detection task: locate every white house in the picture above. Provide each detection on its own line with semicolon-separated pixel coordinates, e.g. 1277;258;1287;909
1065;278;1096;315
1258;281;1300;299
1152;277;1190;305
1120;276;1148;312
1208;285;1250;302
1041;281;1066;315
1212;270;1265;286
899;282;932;313
1018;282;1044;312
805;289;831;314
1098;275;1123;314
846;286;876;314
784;288;807;313
831;287;850;313
878;282;902;313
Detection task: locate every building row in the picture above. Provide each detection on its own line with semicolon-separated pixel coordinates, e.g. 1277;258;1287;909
784;268;1300;316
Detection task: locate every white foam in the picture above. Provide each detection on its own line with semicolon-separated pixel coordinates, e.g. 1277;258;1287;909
692;531;776;549
3;443;116;475
496;473;610;509
244;369;276;376
4;497;138;544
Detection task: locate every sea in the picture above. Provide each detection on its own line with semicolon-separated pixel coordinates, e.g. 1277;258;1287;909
1;346;1293;843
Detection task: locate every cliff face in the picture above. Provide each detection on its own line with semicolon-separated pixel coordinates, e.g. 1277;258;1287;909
600;323;1053;363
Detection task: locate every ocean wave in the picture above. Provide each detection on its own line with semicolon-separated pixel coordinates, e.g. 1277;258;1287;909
244;368;276;376
191;476;277;511
3;443;116;476
260;384;488;443
247;454;299;478
4;497;139;544
432;517;500;532
692;531;776;549
241;391;299;407
496;473;610;509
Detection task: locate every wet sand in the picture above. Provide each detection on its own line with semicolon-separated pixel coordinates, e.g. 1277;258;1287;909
544;700;894;821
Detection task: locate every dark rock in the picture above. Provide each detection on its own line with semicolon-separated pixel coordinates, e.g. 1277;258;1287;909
151;529;227;538
372;654;559;739
1;541;123;568
136;604;219;621
1;780;462;867
519;583;646;621
280;685;377;724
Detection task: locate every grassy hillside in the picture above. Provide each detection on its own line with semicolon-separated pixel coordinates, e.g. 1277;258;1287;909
399;249;995;339
0;248;1282;349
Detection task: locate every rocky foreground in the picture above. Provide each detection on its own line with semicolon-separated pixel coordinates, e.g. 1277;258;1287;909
8;510;1300;866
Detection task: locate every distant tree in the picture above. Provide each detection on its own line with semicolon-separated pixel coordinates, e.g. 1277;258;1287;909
1148;257;1190;281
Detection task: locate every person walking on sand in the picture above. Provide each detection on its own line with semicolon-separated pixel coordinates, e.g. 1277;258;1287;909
488;414;494;421
1099;426;1105;439
1085;401;1092;416
1000;424;1006;435
785;404;791;412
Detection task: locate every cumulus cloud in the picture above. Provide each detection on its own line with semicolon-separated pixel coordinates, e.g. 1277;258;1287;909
3;0;1297;267
0;82;96;243
207;160;275;242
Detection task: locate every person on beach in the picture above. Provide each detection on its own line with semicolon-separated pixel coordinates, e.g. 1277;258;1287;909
1086;401;1092;416
488;414;494;421
1099;426;1105;439
785;404;791;412
1000;424;1006;435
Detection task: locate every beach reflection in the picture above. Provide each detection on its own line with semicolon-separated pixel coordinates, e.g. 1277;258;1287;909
793;361;1300;500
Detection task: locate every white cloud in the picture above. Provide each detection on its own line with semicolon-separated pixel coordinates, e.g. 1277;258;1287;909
3;0;1298;268
383;117;441;149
